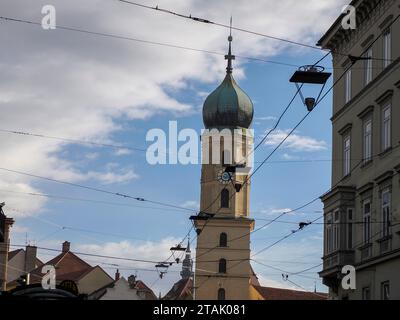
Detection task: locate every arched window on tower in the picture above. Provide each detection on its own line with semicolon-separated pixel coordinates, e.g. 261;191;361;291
219;233;227;247
218;258;227;273
221;189;229;208
218;288;226;300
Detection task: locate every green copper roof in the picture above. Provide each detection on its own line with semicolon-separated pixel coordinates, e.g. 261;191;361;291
203;73;253;129
202;34;254;129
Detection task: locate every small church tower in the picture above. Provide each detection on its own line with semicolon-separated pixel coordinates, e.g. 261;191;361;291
193;31;255;300
180;240;193;280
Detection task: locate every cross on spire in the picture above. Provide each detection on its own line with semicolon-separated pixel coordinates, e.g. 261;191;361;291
225;16;235;74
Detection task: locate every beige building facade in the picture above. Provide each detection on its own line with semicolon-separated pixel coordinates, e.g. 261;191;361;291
318;0;400;299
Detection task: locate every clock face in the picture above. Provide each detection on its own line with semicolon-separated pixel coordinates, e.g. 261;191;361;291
217;170;232;184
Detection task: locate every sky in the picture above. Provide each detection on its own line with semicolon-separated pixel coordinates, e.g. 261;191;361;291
0;0;349;295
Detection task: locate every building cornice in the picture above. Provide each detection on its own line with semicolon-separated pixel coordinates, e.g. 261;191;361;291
320;185;356;202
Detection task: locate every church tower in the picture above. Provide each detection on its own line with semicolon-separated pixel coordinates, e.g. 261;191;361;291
193;32;254;300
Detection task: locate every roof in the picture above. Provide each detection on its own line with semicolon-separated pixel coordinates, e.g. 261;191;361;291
135;280;157;300
8;249;23;260
163;278;193;300
28;251;94;284
8;248;44;266
317;0;376;48
203;73;254;129
253;285;328;300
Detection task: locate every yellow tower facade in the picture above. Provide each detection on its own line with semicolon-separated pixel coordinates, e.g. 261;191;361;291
193;34;255;300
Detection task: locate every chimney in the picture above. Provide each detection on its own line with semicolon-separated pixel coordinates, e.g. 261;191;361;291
115;269;120;281
24;245;37;273
128;275;136;288
62;241;70;253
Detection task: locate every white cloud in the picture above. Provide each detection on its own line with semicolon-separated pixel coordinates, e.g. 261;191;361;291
0;0;345;217
180;200;200;210
114;149;133;156
86;169;138;185
264;130;327;152
256;116;277;121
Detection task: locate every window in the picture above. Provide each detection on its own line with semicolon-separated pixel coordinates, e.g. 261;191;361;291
345;68;352;103
219;233;227;247
383;28;391;68
381;189;391;237
218;288;226;300
363;200;371;244
363;119;372;163
347;209;353;249
362;287;371;300
381;281;390;300
326;211;339;253
218;259;227;273
364;47;373;85
221;189;229;208
382;105;391;151
326;213;333;253
343;135;351;176
333;210;340;250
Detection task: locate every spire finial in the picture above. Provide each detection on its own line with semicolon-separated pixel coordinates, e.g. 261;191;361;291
225;16;235;74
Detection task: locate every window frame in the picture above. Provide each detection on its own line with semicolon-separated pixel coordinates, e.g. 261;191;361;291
363;118;372;163
220;189;230;209
218;258;227;274
219;232;228;247
345;68;352;103
347;208;354;249
363;200;371;244
383;28;391;68
343;134;351;177
381;104;391;152
364;47;373;85
381;281;390;300
217;288;226;300
381;188;391;238
362;287;371;300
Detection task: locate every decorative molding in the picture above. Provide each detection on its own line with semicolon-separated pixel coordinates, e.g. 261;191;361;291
338;123;353;135
361;34;374;48
378;14;393;29
375;89;394;105
374;170;394;185
357;105;374;119
395;80;400;89
357;182;374;195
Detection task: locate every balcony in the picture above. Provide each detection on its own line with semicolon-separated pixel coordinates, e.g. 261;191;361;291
320;250;355;276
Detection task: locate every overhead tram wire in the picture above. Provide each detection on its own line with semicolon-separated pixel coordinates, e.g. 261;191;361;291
0;189;192;214
116;0;392;63
0;167;196;213
0;16;298;69
9;243;180;265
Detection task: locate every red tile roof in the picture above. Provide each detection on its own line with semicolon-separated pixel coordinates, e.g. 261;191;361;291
28;251;95;284
253;285;328;300
135;280;157;300
163;278;193;300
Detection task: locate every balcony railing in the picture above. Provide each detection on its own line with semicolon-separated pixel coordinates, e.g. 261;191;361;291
322;250;355;271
